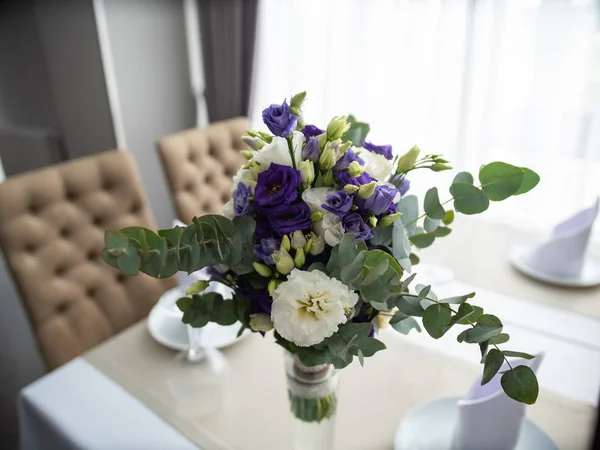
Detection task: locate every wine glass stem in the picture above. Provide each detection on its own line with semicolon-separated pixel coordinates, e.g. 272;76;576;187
186;325;206;362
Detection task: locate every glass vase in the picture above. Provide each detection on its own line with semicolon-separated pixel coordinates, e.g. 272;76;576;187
284;351;339;450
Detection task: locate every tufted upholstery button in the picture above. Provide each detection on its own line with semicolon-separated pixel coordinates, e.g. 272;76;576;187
130;202;141;215
0;150;176;370
116;273;127;283
157;117;248;223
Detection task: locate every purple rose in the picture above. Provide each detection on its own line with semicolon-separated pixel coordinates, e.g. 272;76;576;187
302;124;325;139
255;163;301;207
237;276;273;314
267;202;312;237
253;237;280;265
336;170;374;187
302;136;320;162
232;182;252;216
363;141;393;160
362;185;398;216
322;191;353;216
334;150;364;172
399;178;411;196
262;100;298;138
342;213;373;240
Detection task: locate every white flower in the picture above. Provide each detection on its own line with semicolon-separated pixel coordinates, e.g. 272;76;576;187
313;212;344;246
249;313;273;332
222;199;234;219
232;168;257;191
301;187;334;212
251;132;305;170
271;269;359;347
356;147;393;181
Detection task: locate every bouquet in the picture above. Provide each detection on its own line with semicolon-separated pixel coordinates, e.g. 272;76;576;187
103;92;540;410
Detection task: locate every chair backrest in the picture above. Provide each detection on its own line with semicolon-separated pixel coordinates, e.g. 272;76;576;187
0;150;175;370
157;117;248;224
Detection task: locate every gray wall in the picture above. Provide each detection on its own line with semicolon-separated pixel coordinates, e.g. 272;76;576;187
102;0;195;228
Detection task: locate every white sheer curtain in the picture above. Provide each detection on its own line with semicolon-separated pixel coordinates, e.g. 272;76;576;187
250;0;600;236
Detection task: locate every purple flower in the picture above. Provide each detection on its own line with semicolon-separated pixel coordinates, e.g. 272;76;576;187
302;136;320;162
232;182;252;216
363;185;398;216
267;202;312;237
336;170;374;187
302;124;324;139
399;178;411;196
237;276;273;314
363;141;393;160
342;213;373;240
334;150;364;172
255;163;301;207
262;100;298;138
322;191;353;216
253;237;280;265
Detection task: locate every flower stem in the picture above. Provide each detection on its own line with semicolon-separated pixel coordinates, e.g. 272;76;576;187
287;137;297;170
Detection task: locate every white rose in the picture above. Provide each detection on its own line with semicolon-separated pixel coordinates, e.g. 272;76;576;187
251;132;305;170
356;147;393;181
313;213;344;247
249;313;273;332
271;269;359;347
232;168;257;192
301;187;334;212
222;199;234;219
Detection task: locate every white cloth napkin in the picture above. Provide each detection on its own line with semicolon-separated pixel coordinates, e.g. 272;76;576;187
527;199;599;278
451;353;544;450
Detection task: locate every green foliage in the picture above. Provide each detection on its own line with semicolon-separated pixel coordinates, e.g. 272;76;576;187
176;292;249;328
423;216;440;233
450;183;490;215
410;233;436;248
479;162;525;201
392;219;412;271
397;195;419;237
501;365;539;404
422;304;452;338
342;115;370;145
462;314;503;343
390;315;421;334
442;210;455;225
103;215;256;278
502;350;536;359
482;349;504;384
424;187;446;220
453;171;474;185
515;168;540;195
433;227;452;237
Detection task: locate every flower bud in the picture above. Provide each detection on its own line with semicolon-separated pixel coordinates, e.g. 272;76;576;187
290;91;307;109
321;169;334;186
368;215;378;228
273;248;294;275
249;313;273;332
245;129;259;138
311;210;324;222
309;234;325;255
378;212;402;227
240;150;255;160
184;279;209;296
435;157;449;164
257;131;273;143
339;141;352;152
431;163;452;172
302;137;320;162
268;279;282;296
290;106;301;116
343;184;359;194
317;133;328;150
326;116;351;141
347;161;365;177
291;230;308;249
319;146;337;171
358;181;377;199
281;235;291;252
396;145;421;173
242;135;265;150
294;248;306;268
299;160;315;188
252;262;273;278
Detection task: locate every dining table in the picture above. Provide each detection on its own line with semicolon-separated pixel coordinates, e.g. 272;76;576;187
18;218;600;449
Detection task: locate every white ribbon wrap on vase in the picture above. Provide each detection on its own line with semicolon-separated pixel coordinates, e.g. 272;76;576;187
451;354;544;450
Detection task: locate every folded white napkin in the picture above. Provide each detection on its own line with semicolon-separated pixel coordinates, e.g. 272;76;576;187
451;353;544;450
527;199;599;278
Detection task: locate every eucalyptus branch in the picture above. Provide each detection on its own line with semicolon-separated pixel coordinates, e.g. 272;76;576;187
405;198;453;227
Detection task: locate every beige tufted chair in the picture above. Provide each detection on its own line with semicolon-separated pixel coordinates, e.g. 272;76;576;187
157;117;248;224
0;150;176;370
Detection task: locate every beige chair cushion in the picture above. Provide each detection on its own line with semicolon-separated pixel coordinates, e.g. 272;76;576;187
0;150;175;370
157;117;248;224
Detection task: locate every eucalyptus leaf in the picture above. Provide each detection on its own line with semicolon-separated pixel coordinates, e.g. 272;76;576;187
482;349;504;385
424;187;446;220
409;253;420;265
503;351;536;360
458;305;483;325
395;296;425;317
410;233;435;248
433;227;452;237
342;115;370;145
442;209;455;225
479;162;525;201
398;195;419;236
440;292;475;304
501;365;539;404
424;216;440;233
450;183;490;215
453;171;474;185
464;314;503;343
489;333;510;345
423;304;452;339
514;167;540;195
391;316;422;334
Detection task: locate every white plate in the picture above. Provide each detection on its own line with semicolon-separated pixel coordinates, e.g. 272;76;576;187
148;287;250;351
394;397;557;450
509;245;600;288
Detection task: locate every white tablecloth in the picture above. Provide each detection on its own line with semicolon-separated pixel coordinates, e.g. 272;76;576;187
19;358;198;450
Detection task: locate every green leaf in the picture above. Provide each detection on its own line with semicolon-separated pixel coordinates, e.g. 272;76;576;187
424;187;446;219
391;316;421;334
176;296;192;312
423;216;440;233
501;365;539;404
340;250;367;289
354;336;386;357
458;305;483;325
395;296;424;317
307;262;328;272
409;253;420;265
422;304;452;339
370;226;393;246
448;303;475;328
450;183;490;215
358;349;365;367
410;233;435;248
362;259;389;286
442;210;455;225
433;227;452;237
105;231;129;252
489;333;510;345
479;162;525;201
342;115;370;145
482;349;504;385
117;246;141;275
392;219;412;271
440;292;475;304
464;314;503;343
398;195;419;236
503;351;536;360
514;168;540;195
401;273;417;292
453;171;474;185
